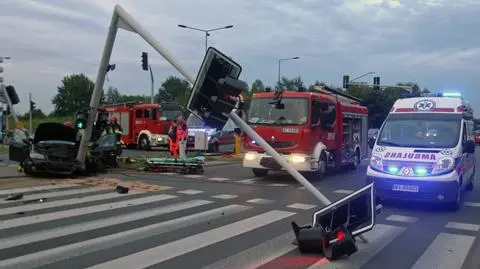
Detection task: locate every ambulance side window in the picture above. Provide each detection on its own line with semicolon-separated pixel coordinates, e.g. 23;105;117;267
466;121;474;140
462;123;467;143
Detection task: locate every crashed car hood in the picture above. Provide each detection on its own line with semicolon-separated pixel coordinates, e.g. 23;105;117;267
34;123;76;144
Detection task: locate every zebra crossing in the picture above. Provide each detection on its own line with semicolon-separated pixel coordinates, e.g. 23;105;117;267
0;183;479;269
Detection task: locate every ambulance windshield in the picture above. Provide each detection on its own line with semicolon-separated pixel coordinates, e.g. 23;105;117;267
247;97;308;126
377;113;461;148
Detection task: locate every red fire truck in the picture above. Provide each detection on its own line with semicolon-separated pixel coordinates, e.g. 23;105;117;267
243;86;368;179
104;101;184;150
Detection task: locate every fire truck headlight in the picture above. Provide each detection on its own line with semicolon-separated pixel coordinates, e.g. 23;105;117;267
245;152;256;161
432;157;454;174
157;137;163;142
370;155;383;170
290;154;306;163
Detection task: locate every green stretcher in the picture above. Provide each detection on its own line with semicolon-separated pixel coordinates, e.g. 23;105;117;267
145;156;205;174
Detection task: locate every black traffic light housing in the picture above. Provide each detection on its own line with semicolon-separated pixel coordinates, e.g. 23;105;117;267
5;85;19;105
187;47;246;130
75;110;88;130
30;101;36;111
141;52;148;71
343;75;350;90
373;77;380;91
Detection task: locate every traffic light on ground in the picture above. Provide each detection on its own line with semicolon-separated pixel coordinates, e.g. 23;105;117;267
5;85;19;105
187;47;246;130
141;52;148;71
373;77;380;91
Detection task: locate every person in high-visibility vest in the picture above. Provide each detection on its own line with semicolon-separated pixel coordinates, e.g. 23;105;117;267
168;119;179;158
176;116;188;159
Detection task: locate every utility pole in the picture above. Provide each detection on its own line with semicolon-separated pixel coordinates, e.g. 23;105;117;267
149;65;154;103
29;93;32;134
277;56;299;87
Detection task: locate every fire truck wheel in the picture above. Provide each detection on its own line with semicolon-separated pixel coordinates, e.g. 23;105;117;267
252;168;268;177
348;149;360;170
305;152;327;180
138;135;151;150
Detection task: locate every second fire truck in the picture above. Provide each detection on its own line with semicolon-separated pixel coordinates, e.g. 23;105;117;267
105;101;184;150
243;86;369;179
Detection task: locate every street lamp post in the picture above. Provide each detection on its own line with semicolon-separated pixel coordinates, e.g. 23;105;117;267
178;24;234;52
0;56;11;138
277;56;299;86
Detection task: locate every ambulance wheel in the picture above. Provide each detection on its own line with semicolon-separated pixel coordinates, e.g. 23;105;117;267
252;168;268;177
138;135;151;150
448;180;463;211
467;167;475;191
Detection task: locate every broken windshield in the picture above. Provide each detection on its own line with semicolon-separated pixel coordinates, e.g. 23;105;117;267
247;97;308;126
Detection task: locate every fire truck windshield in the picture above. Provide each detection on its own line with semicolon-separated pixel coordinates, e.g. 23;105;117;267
161;109;183;121
248;97;308;126
377;113;461;148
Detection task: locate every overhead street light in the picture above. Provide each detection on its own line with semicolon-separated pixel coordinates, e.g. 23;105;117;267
177;24;234;52
278;56;300;85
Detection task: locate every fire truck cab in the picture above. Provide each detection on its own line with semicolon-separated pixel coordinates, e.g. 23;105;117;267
243;86;368;179
105;101;184;150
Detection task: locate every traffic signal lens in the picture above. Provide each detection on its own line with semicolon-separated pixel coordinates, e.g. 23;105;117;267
76;121;84;129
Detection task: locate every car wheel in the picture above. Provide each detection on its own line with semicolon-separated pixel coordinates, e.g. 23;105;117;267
138;135;151;150
252;168;268;177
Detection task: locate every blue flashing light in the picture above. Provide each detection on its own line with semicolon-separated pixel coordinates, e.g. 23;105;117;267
388;166;399;173
414;167;427;175
400;93;419;98
441;92;461;97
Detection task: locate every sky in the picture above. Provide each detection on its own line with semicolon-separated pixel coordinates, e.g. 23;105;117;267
0;0;479;116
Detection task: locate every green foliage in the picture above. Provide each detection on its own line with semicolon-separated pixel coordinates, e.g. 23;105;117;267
276;76;305;90
51;73;103;116
155;76;192;105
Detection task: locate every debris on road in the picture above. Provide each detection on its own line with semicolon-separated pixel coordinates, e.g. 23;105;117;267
62;177;171;192
4;193;23;201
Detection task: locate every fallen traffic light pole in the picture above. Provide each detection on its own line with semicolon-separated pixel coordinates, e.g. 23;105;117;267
78;5;381;260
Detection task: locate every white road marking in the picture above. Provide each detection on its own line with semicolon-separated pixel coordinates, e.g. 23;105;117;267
267;183;289;187
236;178;259;184
0;188;103;204
445;222;480;232
410;233;475;269
334;189;354;194
385;214;418;224
464;202;480;207
0;204;251;269
177;189;204;195
0;184;80;196
0;194;177;230
0;191;142;216
246;198;274;204
208;177;230;182
306;224;405;269
184;174;204;178
202;231;296;269
86;210;296;269
298;187;306;190
211;194;238;200
286;203;317;210
0;200;213;250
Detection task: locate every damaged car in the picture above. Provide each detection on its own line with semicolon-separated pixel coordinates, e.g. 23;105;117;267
9;122;118;177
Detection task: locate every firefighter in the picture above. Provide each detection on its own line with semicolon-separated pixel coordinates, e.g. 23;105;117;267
110;116;123;155
64;121;72;128
176;116;188;159
168;119;179;158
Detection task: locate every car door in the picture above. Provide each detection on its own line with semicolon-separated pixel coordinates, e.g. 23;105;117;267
9;129;30;162
461;122;474;186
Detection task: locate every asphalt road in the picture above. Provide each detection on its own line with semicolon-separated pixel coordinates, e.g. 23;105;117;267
0;150;480;269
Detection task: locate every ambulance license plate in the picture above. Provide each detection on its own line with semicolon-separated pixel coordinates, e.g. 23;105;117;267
392;184;419;193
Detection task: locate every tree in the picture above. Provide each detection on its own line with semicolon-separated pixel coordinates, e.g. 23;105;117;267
156;76;192;105
19;109;46;120
104;87;123;104
51;73;96;116
276;76;305;90
251;79;265;94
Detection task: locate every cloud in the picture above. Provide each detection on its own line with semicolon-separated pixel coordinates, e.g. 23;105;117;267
0;0;478;115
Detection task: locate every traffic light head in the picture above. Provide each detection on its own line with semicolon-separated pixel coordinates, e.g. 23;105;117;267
343;75;350;90
187;47;244;130
75;111;88;129
5;85;19;105
373;77;380;90
30;101;36;111
141;52;148;71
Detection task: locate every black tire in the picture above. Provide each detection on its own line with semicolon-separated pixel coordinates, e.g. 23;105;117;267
448;180;463;211
138;135;151;150
305;152;327;180
349;149;360;169
209;142;219;153
252;168;268;177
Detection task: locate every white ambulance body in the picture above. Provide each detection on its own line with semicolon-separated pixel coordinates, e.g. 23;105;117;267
366;93;476;210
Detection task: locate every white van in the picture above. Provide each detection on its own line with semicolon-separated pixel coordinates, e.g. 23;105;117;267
366;93;476;210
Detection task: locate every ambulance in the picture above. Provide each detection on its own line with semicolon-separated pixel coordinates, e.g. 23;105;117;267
366;92;476;210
